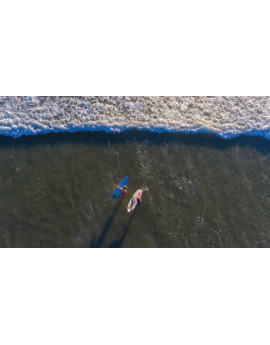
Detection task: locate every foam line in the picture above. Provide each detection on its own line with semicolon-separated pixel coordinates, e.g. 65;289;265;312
0;96;269;139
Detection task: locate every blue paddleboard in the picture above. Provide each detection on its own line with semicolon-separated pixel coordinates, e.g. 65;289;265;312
111;176;128;200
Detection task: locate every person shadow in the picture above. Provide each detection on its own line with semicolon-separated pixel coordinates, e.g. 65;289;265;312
109;209;137;248
90;198;122;248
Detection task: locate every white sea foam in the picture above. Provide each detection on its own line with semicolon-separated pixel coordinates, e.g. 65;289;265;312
0;96;270;139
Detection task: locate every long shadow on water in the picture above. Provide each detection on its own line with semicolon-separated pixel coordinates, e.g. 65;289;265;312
90;198;122;248
109;209;137;248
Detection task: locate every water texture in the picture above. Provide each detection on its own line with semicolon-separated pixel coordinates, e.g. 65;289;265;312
0;131;269;248
0;96;270;139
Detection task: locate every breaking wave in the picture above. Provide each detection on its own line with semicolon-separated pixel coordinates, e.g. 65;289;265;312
0;96;270;139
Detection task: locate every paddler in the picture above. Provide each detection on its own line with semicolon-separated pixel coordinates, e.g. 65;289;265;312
137;196;142;205
117;185;127;198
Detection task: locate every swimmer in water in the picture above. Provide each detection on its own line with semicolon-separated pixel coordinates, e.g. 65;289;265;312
117;185;127;198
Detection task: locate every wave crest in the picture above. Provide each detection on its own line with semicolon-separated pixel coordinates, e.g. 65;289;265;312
0;96;270;139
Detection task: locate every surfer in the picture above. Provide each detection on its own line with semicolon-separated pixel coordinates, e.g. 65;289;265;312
137;196;142;205
117;185;127;198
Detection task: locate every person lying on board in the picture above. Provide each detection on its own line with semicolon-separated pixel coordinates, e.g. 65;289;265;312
117;185;127;198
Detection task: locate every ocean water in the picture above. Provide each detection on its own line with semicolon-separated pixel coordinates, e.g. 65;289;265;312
1;96;270;139
0;97;269;248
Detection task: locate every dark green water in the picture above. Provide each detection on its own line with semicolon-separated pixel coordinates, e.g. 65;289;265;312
0;130;269;247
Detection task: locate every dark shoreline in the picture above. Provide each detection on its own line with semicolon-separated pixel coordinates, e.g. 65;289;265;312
0;129;270;154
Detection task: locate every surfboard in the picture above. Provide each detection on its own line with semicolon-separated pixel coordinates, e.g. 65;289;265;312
111;176;128;200
127;189;142;212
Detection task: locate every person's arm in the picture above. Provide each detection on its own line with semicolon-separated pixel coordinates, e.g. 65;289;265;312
117;186;123;191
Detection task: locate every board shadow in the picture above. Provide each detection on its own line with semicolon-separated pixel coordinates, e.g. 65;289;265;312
92;198;122;248
109;209;137;248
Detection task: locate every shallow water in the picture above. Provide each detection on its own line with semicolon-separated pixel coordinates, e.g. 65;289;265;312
0;130;269;247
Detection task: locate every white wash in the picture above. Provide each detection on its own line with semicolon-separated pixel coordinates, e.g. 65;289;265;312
0;96;269;139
